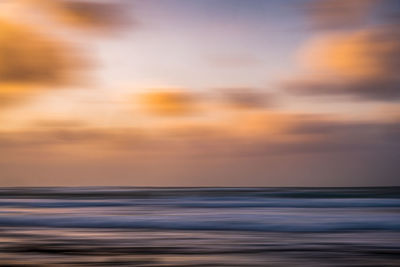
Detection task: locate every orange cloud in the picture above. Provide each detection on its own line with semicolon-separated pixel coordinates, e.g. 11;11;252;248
1;113;398;186
300;30;397;79
139;90;197;117
286;0;400;101
286;25;400;100
0;19;86;108
0;20;81;85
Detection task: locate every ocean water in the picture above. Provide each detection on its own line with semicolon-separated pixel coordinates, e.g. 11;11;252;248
0;187;399;266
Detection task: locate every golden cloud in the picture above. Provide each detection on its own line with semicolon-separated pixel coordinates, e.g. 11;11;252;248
300;30;397;79
0;20;81;85
139;90;197;117
0;112;397;157
286;25;400;100
0;19;86;107
287;0;400;100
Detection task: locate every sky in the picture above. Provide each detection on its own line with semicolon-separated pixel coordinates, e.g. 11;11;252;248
0;0;399;186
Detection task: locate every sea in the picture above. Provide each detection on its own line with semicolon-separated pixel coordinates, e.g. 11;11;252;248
0;187;399;266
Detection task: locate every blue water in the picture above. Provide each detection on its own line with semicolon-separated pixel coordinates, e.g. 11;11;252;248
0;187;399;266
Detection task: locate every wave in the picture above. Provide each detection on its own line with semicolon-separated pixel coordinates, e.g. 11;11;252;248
1;197;400;208
1;187;399;234
1;187;399;199
176;198;400;208
1;213;399;232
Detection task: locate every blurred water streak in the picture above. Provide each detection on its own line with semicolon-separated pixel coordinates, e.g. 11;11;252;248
0;187;399;266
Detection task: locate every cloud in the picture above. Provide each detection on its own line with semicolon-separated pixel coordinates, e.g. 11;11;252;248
32;119;88;128
285;76;400;101
285;25;400;100
139;90;197;117
1;112;397;154
0;19;86;108
0;87;35;108
217;88;275;109
285;0;400;101
0;113;399;186
304;0;400;30
33;0;132;33
0;20;82;85
304;0;376;29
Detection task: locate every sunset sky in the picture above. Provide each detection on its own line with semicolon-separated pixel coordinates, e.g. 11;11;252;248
0;0;399;186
